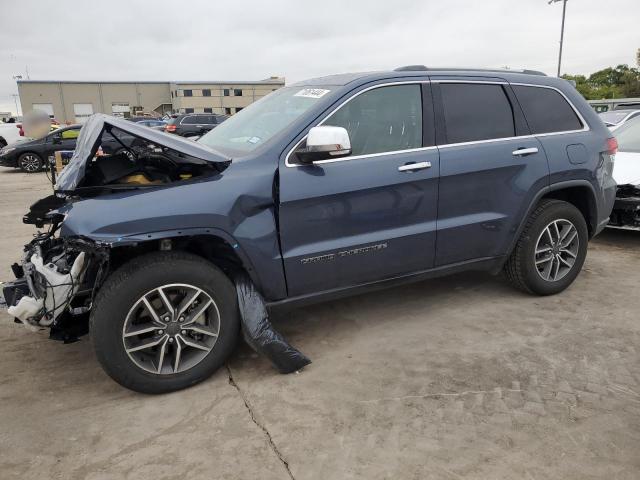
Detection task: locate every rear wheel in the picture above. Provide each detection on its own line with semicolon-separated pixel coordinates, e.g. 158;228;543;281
0;137;7;148
18;152;43;172
504;199;588;295
91;252;239;393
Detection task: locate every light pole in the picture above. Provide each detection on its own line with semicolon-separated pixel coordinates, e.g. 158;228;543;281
11;94;20;116
549;0;568;77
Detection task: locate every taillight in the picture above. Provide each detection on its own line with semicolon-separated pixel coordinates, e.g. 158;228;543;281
165;124;176;132
17;124;24;136
606;137;618;155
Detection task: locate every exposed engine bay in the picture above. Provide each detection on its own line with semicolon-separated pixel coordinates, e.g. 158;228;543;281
72;128;222;192
1;114;232;341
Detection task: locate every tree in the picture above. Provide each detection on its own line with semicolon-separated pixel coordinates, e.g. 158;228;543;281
563;63;640;99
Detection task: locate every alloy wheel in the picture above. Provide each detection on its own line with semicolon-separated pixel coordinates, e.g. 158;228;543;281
534;219;579;282
122;283;220;375
20;154;41;172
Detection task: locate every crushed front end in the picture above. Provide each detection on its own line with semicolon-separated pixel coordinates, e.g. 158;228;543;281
2;205;110;342
608;184;640;231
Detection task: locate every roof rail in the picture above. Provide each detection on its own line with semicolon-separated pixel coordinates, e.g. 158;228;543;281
393;66;547;76
394;65;429;71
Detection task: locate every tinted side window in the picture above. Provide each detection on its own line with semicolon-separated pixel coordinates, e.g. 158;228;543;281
513;85;583;134
323;84;422;156
440;83;515;144
182;115;199;124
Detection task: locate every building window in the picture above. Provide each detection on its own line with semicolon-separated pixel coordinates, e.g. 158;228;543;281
234;89;243;96
183;89;193;97
185;108;194;113
73;103;94;123
111;102;130;118
204;107;213;113
235;107;243;113
223;89;230;96
203;89;211;97
224;107;232;115
171;91;173;98
32;103;54;117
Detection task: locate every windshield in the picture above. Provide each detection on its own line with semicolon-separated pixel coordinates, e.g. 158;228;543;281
599;111;630;125
616;116;640;153
198;86;333;153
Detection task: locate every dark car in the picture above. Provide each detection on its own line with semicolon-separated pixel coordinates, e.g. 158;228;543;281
129;118;168;131
164;113;227;137
0;125;82;172
2;67;616;393
0;124;138;172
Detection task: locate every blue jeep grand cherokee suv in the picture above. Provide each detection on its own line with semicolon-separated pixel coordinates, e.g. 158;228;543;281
2;66;616;392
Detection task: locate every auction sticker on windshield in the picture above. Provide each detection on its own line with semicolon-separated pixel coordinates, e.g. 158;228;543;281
294;88;331;99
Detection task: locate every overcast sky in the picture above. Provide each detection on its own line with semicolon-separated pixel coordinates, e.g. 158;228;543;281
0;0;638;115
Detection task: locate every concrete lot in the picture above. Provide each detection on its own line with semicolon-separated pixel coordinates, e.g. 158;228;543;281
0;168;639;480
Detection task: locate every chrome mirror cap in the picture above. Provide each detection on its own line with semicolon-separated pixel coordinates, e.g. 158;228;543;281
306;126;351;156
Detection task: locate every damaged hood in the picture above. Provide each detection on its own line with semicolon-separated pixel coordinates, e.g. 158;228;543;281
613;151;640;187
55;113;231;192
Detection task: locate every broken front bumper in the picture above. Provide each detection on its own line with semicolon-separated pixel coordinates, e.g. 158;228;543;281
609;185;640;231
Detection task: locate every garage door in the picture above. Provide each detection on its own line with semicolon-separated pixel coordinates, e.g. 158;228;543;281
32;103;54;117
73;103;94;123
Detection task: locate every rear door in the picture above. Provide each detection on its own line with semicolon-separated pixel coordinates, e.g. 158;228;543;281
432;79;550;266
279;82;440;296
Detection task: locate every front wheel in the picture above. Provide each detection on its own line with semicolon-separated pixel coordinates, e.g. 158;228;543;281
504;199;588;295
90;252;239;393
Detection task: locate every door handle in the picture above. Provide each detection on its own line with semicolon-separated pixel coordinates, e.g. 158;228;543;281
512;147;539;156
398;161;431;172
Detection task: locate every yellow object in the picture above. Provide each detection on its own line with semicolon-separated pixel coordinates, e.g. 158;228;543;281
179;173;193;180
61;129;79;140
117;174;163;185
54;151;64;174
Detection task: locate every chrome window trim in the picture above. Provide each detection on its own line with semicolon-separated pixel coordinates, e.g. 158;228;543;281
284;79;591;167
285;80;429;167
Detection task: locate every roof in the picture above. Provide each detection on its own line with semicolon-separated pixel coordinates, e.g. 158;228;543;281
293;66;566;89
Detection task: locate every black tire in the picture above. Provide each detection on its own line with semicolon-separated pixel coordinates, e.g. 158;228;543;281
0;137;7;148
90;251;239;394
18;152;43;173
504;199;588;296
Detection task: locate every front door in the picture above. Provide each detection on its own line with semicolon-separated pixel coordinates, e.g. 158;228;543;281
279;82;440;297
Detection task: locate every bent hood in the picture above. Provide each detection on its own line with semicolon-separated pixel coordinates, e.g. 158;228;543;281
55;113;230;192
612;151;640;186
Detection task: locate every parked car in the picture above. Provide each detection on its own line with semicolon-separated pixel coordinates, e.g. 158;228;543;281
2;67;616;393
0;124;135;172
598;109;640;131
130;118;167;130
607;116;640;229
0;118;23;148
164;113;227;137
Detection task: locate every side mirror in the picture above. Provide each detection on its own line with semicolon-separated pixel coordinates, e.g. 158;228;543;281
297;126;351;164
52;135;62;144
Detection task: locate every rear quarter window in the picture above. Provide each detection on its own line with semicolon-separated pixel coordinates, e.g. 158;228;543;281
513;85;583;134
